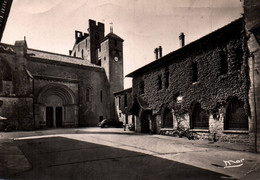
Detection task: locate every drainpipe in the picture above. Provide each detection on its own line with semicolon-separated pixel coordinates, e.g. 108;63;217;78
251;53;258;153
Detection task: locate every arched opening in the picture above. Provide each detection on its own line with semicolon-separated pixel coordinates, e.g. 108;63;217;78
191;102;209;129
36;84;77;128
225;98;248;130
140;110;151;133
162;107;173;128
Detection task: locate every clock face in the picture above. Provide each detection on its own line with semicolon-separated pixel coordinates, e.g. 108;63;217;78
114;56;119;62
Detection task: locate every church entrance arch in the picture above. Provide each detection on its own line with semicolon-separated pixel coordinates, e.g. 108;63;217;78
36;83;78;128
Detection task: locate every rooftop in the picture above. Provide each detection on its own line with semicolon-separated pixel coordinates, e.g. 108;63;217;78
101;32;124;43
114;87;132;95
126;17;243;78
27;48;102;68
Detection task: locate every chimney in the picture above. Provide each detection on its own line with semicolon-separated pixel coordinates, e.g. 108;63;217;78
110;22;113;33
158;46;162;58
179;32;185;47
154;48;158;60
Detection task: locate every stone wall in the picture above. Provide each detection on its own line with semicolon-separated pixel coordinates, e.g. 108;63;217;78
244;0;260;152
115;88;136;130
131;18;250;146
27;57;110;127
158;112;249;146
247;31;260;152
0;97;34;130
0;42;34;130
133;28;248;115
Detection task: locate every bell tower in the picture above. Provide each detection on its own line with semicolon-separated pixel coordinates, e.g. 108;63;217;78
99;28;124;118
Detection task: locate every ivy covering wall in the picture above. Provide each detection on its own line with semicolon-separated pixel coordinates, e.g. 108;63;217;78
131;18;249;118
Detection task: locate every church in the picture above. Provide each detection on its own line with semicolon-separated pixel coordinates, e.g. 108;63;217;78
0;19;124;130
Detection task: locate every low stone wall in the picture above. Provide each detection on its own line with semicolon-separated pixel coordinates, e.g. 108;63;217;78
155;112;249;146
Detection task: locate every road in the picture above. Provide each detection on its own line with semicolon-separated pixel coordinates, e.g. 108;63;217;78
1;128;260;180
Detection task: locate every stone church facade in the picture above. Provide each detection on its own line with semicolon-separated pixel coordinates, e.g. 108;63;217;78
0;19;124;130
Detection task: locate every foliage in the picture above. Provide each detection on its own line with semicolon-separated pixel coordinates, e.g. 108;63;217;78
132;20;249;118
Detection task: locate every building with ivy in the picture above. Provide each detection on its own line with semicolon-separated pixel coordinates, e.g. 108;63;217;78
126;13;260;152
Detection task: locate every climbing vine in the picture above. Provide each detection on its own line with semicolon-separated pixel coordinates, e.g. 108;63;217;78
131;19;249;118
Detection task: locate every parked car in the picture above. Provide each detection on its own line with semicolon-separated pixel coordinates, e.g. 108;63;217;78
97;119;123;128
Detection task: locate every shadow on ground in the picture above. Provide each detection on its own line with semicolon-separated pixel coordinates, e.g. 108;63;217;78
3;136;235;180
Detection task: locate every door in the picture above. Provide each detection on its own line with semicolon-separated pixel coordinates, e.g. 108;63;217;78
46;107;53;128
56;107;63;127
141;110;150;133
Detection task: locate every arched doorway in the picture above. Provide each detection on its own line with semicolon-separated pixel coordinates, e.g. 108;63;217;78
36;83;78;128
162;107;173;128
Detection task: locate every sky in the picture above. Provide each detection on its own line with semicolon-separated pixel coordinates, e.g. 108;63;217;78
2;0;243;88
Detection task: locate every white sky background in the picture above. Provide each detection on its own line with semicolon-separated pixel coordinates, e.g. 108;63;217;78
2;0;243;88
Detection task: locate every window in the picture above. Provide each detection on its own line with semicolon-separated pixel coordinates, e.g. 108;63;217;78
165;71;169;89
220;50;228;75
158;75;162;90
81;50;84;59
86;89;90;102
191;103;209;129
225;98;248;130
0;60;13;94
124;94;128;107
78;44;80;51
140;81;144;94
162;107;173;128
235;45;243;71
100;90;103;102
192;62;198;82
